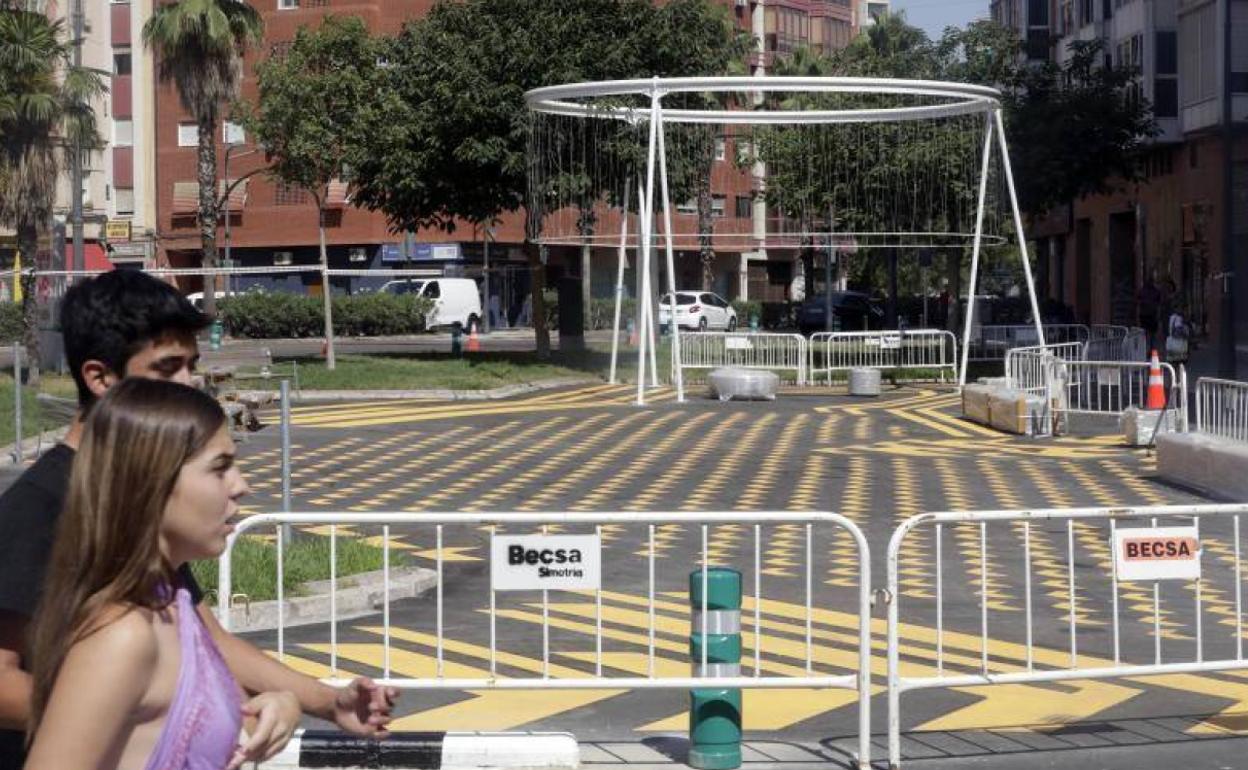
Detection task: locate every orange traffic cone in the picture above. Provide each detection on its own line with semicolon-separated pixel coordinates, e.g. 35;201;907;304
467;320;481;353
1145;349;1166;410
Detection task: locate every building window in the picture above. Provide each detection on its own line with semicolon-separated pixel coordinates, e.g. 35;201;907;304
1079;0;1093;25
115;188;135;215
274;180;308;206
113;51;131;76
177;123;197;147
222;121;245;145
1154;79;1178;118
714;137;726;162
1027;0;1048;25
1026;30;1048;60
711;195;726;218
735;195;752;220
677;199;698;216
113;119;133;146
1155;30;1177;75
273;250;294;265
278;0;299;9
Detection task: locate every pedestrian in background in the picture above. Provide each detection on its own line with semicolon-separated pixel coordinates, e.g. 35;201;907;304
23;379;286;770
1137;276;1162;350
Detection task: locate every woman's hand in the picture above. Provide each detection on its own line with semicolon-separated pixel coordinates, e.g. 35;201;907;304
227;690;300;770
332;676;399;738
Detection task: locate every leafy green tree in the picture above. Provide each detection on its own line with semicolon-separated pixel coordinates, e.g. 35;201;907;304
244;15;387;370
0;4;106;383
350;0;745;358
143;0;262;319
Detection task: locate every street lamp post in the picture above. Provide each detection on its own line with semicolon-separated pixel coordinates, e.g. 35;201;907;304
483;226;497;333
222;141;257;297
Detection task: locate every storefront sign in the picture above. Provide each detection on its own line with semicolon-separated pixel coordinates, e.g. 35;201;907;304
1113;525;1201;581
491;534;601;591
105;220;131;241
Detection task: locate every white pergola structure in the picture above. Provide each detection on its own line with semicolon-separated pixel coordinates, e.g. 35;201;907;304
524;77;1046;402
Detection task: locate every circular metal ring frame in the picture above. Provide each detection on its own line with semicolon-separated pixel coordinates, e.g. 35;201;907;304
524;76;1002;125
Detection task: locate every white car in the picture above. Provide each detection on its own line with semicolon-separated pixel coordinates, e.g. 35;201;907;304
659;291;737;332
380;277;482;329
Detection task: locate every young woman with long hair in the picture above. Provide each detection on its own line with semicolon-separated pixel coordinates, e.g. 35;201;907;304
22;378;295;770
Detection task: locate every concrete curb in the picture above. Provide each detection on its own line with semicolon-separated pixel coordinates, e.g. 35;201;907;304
223;566;437;634
259;730;579;769
0;425;71;469
285;377;599;403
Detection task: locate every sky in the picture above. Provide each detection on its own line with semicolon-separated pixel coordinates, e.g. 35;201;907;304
888;0;991;39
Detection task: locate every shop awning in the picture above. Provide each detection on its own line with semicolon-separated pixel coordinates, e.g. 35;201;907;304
218;178;249;213
172;181;198;215
63;242;114;272
325;178;349;208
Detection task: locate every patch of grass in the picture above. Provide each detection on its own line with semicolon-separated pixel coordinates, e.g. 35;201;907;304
190;533;409;604
293;352;594;391
0;373;80;449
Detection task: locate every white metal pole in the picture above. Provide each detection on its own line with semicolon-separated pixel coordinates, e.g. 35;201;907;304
636;180;650;405
958;113;995;387
994;109;1046;349
609;179;632;384
656;104;685;402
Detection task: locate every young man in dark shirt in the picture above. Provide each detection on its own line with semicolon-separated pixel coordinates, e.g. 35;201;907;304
0;272;396;769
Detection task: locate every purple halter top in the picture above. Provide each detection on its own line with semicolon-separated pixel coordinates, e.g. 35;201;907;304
143;587;242;770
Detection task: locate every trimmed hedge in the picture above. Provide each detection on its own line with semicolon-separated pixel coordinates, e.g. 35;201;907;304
218;292;434;339
0;303;23;343
541;292;641;332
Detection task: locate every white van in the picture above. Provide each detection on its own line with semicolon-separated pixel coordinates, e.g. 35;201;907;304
380;278;482;329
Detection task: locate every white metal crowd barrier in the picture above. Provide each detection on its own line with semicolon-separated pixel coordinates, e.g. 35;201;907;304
1052;359;1185;426
1084;326;1148;362
886;502;1248;770
220;511;873;768
1003;342;1084;398
677;332;808;384
967;323;1089;362
808;329;957;384
1195;377;1248;443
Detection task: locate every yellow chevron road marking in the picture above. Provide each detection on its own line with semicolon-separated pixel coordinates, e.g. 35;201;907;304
302;642;623;731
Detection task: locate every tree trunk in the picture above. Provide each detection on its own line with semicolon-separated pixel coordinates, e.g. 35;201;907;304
17;222;39;387
318;202;336;370
698;184;714;291
197;112;220;318
528;243;550;360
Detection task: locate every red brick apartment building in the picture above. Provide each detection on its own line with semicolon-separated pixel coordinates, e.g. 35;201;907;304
991;0;1248;371
153;0;858;315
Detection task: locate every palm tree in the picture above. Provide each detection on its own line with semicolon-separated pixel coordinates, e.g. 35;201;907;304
143;0;262;319
0;6;106;385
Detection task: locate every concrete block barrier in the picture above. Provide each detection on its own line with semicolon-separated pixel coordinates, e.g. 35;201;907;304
1156;432;1248;501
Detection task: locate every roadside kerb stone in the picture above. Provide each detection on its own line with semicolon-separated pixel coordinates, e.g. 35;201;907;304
224;565;437;634
286;377;599;403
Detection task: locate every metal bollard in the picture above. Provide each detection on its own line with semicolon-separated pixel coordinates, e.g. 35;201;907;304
12;344;21;466
688;567;742;770
450;323;463;356
279;379;292;545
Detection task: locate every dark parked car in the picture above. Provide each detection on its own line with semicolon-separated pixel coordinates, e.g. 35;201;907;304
797;291;886;335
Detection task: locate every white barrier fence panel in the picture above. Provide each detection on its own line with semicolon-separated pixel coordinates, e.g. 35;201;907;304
967;324;1089;362
677;332;808;384
1052;359;1184;424
1195;377;1248;443
808;330;957;384
887;503;1248;770
1084;326;1148;362
1003;342;1084;398
221;511;872;768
